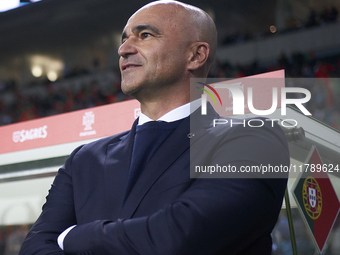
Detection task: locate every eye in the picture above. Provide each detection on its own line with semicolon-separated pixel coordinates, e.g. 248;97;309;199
141;32;152;39
121;36;128;44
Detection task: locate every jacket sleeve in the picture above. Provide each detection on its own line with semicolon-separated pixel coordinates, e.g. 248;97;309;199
62;124;289;255
19;146;83;255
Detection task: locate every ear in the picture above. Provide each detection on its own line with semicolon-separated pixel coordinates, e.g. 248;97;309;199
187;42;210;71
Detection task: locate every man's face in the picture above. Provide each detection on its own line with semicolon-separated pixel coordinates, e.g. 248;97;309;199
118;4;190;99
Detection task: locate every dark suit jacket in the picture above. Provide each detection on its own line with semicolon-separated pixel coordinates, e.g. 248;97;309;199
20;104;290;255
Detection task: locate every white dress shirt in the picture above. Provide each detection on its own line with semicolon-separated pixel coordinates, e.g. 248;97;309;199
138;99;200;125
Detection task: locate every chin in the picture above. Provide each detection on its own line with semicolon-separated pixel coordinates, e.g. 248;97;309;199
121;83;140;96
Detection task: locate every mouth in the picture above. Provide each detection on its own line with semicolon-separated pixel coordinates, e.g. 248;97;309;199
121;63;142;71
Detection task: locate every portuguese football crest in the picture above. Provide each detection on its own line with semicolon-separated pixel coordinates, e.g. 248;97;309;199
303;177;322;220
293;146;340;253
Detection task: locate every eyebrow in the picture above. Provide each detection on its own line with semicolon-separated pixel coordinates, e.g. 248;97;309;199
121;25;161;42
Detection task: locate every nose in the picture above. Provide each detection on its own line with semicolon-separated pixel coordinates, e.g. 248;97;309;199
118;38;138;58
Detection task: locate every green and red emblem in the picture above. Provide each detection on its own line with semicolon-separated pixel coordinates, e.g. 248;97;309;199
293;146;340;253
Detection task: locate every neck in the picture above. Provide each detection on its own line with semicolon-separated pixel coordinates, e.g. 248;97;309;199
133;75;202;120
139;94;190;120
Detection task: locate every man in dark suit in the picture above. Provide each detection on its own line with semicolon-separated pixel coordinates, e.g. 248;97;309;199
20;1;290;254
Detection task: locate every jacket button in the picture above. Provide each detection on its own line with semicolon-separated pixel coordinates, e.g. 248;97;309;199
187;133;195;138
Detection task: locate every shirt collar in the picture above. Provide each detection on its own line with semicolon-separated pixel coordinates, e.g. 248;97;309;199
138;99;201;125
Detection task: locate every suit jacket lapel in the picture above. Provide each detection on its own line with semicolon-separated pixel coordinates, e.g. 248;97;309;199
104;119;138;218
119;116;191;218
119;104;219;218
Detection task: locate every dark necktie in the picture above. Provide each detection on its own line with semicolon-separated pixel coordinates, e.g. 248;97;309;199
123;119;183;203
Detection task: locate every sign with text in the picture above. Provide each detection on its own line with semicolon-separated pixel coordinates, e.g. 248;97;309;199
0;100;140;154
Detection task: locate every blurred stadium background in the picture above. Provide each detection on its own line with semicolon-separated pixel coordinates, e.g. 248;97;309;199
0;0;340;254
0;0;340;129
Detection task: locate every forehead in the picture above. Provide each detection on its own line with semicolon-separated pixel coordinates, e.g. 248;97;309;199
123;4;185;33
